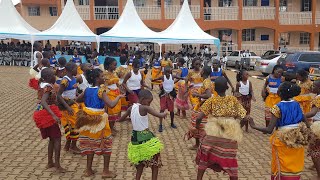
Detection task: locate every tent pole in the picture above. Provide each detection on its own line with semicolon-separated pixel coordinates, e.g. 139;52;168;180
159;43;162;59
31;38;34;67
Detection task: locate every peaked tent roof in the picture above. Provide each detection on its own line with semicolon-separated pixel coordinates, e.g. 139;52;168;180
99;0;161;42
33;0;97;42
157;0;220;45
0;0;39;41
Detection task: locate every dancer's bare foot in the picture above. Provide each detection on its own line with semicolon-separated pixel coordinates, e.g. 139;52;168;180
45;163;55;169
63;144;70;152
70;146;81;154
55;166;66;173
83;169;97;177
189;145;198;150
102;170;117;178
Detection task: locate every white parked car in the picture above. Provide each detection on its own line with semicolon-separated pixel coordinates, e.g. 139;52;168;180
255;54;281;76
226;51;261;69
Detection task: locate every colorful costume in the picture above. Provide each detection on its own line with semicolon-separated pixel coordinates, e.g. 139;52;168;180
76;86;112;155
160;59;173;72
49;56;57;67
128;103;163;166
151;60;162;85
294;80;313;114
104;71;121;122
308;95;320;159
115;65;130;111
159;74;176;112
71;56;82;75
187;70;203;108
196;96;246;178
265;76;282;125
33;83;62;139
186;78;216;140
60;76;79;140
210;68;223;82
54;67;66;92
175;67;189;111
269;100;308;179
237;80;252;115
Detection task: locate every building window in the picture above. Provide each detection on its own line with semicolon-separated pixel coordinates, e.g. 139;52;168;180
218;29;232;42
49;7;57;16
242;29;255;41
280;33;290;45
300;32;310;45
279;0;287;12
218;0;233;7
301;0;311;11
28;6;40;16
133;0;146;6
243;0;257;6
261;0;269;6
79;0;89;5
261;35;269;41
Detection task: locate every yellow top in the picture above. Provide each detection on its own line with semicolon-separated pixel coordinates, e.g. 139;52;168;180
297;80;313;95
199;95;246;118
198;78;216;95
161;59;173;68
187;70;203;84
104;71;120;85
115;66;130;80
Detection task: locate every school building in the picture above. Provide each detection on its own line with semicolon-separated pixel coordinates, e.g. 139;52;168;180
16;0;320;55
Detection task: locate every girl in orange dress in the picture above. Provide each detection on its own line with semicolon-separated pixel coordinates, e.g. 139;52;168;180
185;58;203;109
294;69;313;114
104;57;122;133
115;56;131;111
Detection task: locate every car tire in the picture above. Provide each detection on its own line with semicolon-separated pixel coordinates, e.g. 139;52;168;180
262;73;269;77
235;61;240;69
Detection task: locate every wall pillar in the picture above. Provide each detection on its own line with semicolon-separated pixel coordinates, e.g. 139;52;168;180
161;0;165;20
237;30;242;50
238;0;242;20
89;0;94;20
118;0;123;15
200;0;204;20
310;32;315;51
274;30;279;50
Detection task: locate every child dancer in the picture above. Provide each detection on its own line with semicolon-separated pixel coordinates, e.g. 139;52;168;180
104;57;122;132
250;82;308;180
33;68;66;173
305;80;320;178
71;49;82;75
119;90;166;180
175;58;189;118
262;65;284;127
294;69;313;114
77;63;92;94
152;66;181;132
210;60;234;93
151;57;162;90
187;66;215;150
49;51;57;68
185;58;203;109
160;55;173;72
76;69;124;178
195;77;247;180
57;62;81;154
115;56;130;111
54;57;67;92
235;70;256;132
123;59;150;105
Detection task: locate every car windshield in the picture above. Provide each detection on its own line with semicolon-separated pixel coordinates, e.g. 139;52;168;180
279;53;295;62
250;52;257;56
264;54;280;60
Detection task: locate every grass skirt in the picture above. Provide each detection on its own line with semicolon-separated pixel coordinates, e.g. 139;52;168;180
308;121;320;159
128;130;163;166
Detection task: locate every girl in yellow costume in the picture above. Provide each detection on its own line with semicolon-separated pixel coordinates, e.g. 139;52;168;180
262;65;284;127
160;55;173;72
104;57;122;133
70;49;83;75
186;66;216;150
57;62;81;154
151;57;162;90
294;69;313;114
115;56;131;111
76;68;123;178
185;58;203;108
250;82;309;180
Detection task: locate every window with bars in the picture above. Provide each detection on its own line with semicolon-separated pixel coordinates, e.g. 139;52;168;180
218;30;232;42
279;0;287;11
219;0;233;7
301;0;311;11
28;6;40;16
243;0;257;6
299;32;310;45
49;7;57;16
79;0;89;5
280;33;290;45
242;29;255;41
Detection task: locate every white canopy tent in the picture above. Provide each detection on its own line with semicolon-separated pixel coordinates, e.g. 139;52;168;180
0;0;39;41
33;0;98;43
99;0;161;43
157;0;220;48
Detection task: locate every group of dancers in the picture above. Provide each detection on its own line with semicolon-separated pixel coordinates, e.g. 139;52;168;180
28;43;320;180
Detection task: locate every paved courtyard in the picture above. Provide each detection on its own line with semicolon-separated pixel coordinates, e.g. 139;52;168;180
0;66;316;180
